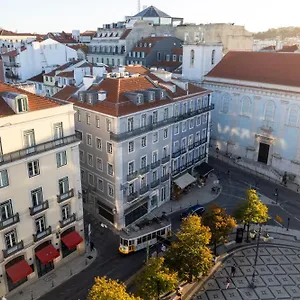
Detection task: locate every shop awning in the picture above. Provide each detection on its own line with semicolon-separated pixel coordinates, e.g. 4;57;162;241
174;173;196;189
6;260;33;283
61;231;83;250
35;244;60;265
194;162;214;177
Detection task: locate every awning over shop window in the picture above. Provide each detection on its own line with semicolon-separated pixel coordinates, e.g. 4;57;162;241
61;231;83;250
6;260;33;283
35;244;60;265
174;173;196;189
194;162;214;177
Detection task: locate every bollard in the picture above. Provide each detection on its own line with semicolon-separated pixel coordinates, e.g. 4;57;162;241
70;269;73;276
52;280;54;288
190;202;191;207
85;258;88;266
170;207;172;212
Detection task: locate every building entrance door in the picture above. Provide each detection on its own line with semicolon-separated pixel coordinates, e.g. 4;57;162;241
258;143;270;164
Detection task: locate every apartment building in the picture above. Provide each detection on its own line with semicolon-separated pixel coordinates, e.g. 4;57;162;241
0;83;84;297
53;68;212;229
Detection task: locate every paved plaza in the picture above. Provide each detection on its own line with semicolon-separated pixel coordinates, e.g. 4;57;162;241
192;246;300;300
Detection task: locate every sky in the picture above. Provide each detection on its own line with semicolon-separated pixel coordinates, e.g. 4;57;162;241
1;0;300;34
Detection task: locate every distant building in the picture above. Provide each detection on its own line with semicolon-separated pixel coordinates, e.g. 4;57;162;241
71;30;96;44
0;56;4;82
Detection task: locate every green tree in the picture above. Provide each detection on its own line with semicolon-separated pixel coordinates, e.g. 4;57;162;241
135;257;178;300
234;189;269;241
202;203;237;255
164;215;213;282
87;276;140;300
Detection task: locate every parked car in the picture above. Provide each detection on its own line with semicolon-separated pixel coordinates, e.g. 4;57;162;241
180;205;205;220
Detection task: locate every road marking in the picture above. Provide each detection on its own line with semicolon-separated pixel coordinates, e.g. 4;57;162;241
221;192;244;200
295;217;300;222
273;218;283;227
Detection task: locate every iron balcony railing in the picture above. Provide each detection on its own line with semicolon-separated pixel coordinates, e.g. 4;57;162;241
172;150;181;158
180;164;187;172
151;160;161;169
172;168;180;177
188;144;194;151
0;213;20;231
140;185;149;195
0;134;81;166
110;104;214;142
151;179;160;189
187;161;193;168
161;155;170;164
3;240;24;258
33;226;52;242
4;62;20;67
59;213;76;228
57;189;74;203
29;200;49;216
161;173;170;182
127;171;138;182
127;191;139;202
139;165;150;175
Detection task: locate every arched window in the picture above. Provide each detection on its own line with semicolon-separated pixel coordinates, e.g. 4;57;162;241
221;93;231;113
190;49;195;67
288;105;299;127
264;101;275;122
211;49;216;65
241;97;251;116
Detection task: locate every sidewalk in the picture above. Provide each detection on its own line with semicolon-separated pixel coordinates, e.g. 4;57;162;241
151;173;220;217
7;248;97;300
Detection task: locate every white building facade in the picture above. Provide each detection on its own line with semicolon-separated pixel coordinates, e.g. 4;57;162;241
0;83;84;297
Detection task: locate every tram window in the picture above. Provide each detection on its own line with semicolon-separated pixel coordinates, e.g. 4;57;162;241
147;234;152;241
152;232;156;239
160;229;166;235
137;238;142;244
142;236;147;243
129;240;133;246
124;240;128;246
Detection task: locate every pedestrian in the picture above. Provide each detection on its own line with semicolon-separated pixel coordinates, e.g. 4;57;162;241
227;170;230;178
275;188;278;196
90;241;95;252
231;265;236;277
176;286;183;298
225;277;231;289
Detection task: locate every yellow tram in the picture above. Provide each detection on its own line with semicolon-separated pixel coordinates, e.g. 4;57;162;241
119;215;172;254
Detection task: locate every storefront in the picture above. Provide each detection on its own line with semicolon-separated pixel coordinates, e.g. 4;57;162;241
60;226;83;258
172;172;196;200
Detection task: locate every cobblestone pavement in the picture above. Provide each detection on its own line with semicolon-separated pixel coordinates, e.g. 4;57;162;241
192;246;300;300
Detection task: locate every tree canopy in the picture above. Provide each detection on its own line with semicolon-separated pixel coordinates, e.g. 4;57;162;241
87;276;140;300
135;257;178;300
164;215;213;282
254;27;300;40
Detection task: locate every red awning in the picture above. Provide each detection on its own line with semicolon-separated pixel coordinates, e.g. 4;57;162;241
35;244;60;265
6;260;33;283
61;231;83;250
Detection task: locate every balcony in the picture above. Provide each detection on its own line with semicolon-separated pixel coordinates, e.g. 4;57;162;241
0;213;20;231
29;200;49;216
161;155;170;164
110;104;214;142
57;189;74;203
172;150;181;158
127;171;138;182
161;173;170;182
172;168;180;177
188;144;194;151
59;213;76;228
3;241;24;258
140;185;150;195
194;140;201;147
187;161;193;168
181;148;187;154
33;226;52;242
4;61;20;67
151;160;161;169
193;154;206;164
139;165;150;175
151;179;160;189
127;191;139;202
0;134;81;166
180;164;187;172
5;72;20;80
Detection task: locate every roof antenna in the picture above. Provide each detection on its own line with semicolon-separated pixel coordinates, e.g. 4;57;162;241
138;0;141;12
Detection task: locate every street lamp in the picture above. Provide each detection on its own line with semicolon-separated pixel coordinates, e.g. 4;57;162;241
249;223;262;289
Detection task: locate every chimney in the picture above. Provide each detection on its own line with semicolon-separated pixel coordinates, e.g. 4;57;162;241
98;90;107;101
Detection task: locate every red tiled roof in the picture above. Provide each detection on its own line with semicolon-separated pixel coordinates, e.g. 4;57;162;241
205;51;300;88
120;29;132;40
0;29;37;36
277;45;299;52
125;65;150;75
0;82;61;118
151;61;181;69
172;47;183;55
44;61;80;76
57;70;74;78
28;72;44;83
131;46;152;54
47;32;77;44
261;45;275;51
2;46;26;57
53;86;79;100
81;31;96;37
69;44;88;54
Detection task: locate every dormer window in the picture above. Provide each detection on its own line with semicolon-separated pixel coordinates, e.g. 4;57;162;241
17;97;28;113
149;43;152;47
144;43;147;47
137;95;142;104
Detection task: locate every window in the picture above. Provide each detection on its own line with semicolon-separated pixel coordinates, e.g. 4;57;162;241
172;54;177;62
35;216;46;233
128;182;135;195
157;52;161;61
264;101;275;122
141;176;146;187
221;94;231;113
288;105;299;127
141;136;147;148
96;137;102;150
163;108;169;120
17;97;28;112
96;158;103;171
0;199;13;220
189;119;194;129
161;186;166;201
196;116;201;126
174;124;179;134
166;54;170;62
163;146;168;158
128;141;134;153
56;151;67;167
86;114;91;125
152;111;158;123
28;160;40;177
190;49;195;67
128;118;134;131
30;187;43;207
23;129;35;153
211;49;216;65
141;156;147;168
5;230;17;249
79;150;84;162
202;128;207;139
183;102;187;113
188;135;194;146
88;173;94;186
182;121;187;132
75;130;82;140
106;119;111;132
196;131;200;141
96;116;100;128
241;97;251;116
0;170;8;188
179;55;183;62
152;170;157;181
58;177;69;194
152;151;158;163
54;122;63;139
108;184;114;197
86;134;92;146
174;104;179;116
107;142;113;154
128;161;134;175
141;114;147;127
197;98;202;109
153;132;158;143
107;163;114;176
77;111;81;122
202;114;207;124
97;178;104;191
162;165;167;176
181;138;186;149
81;170;85;182
87;154;93;166
61;204;70;220
163;128;168;139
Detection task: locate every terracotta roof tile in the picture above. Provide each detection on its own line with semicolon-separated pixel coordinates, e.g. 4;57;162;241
53;86;79;100
2;46;26;57
120;29;132;40
205;51;300;88
28;73;44;83
125;65;150;75
0;29;37;36
261;45;275;51
0;82;61;118
57;70;74;78
277;45;299;52
69;44;89;54
172;48;183;55
81;31;96;37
